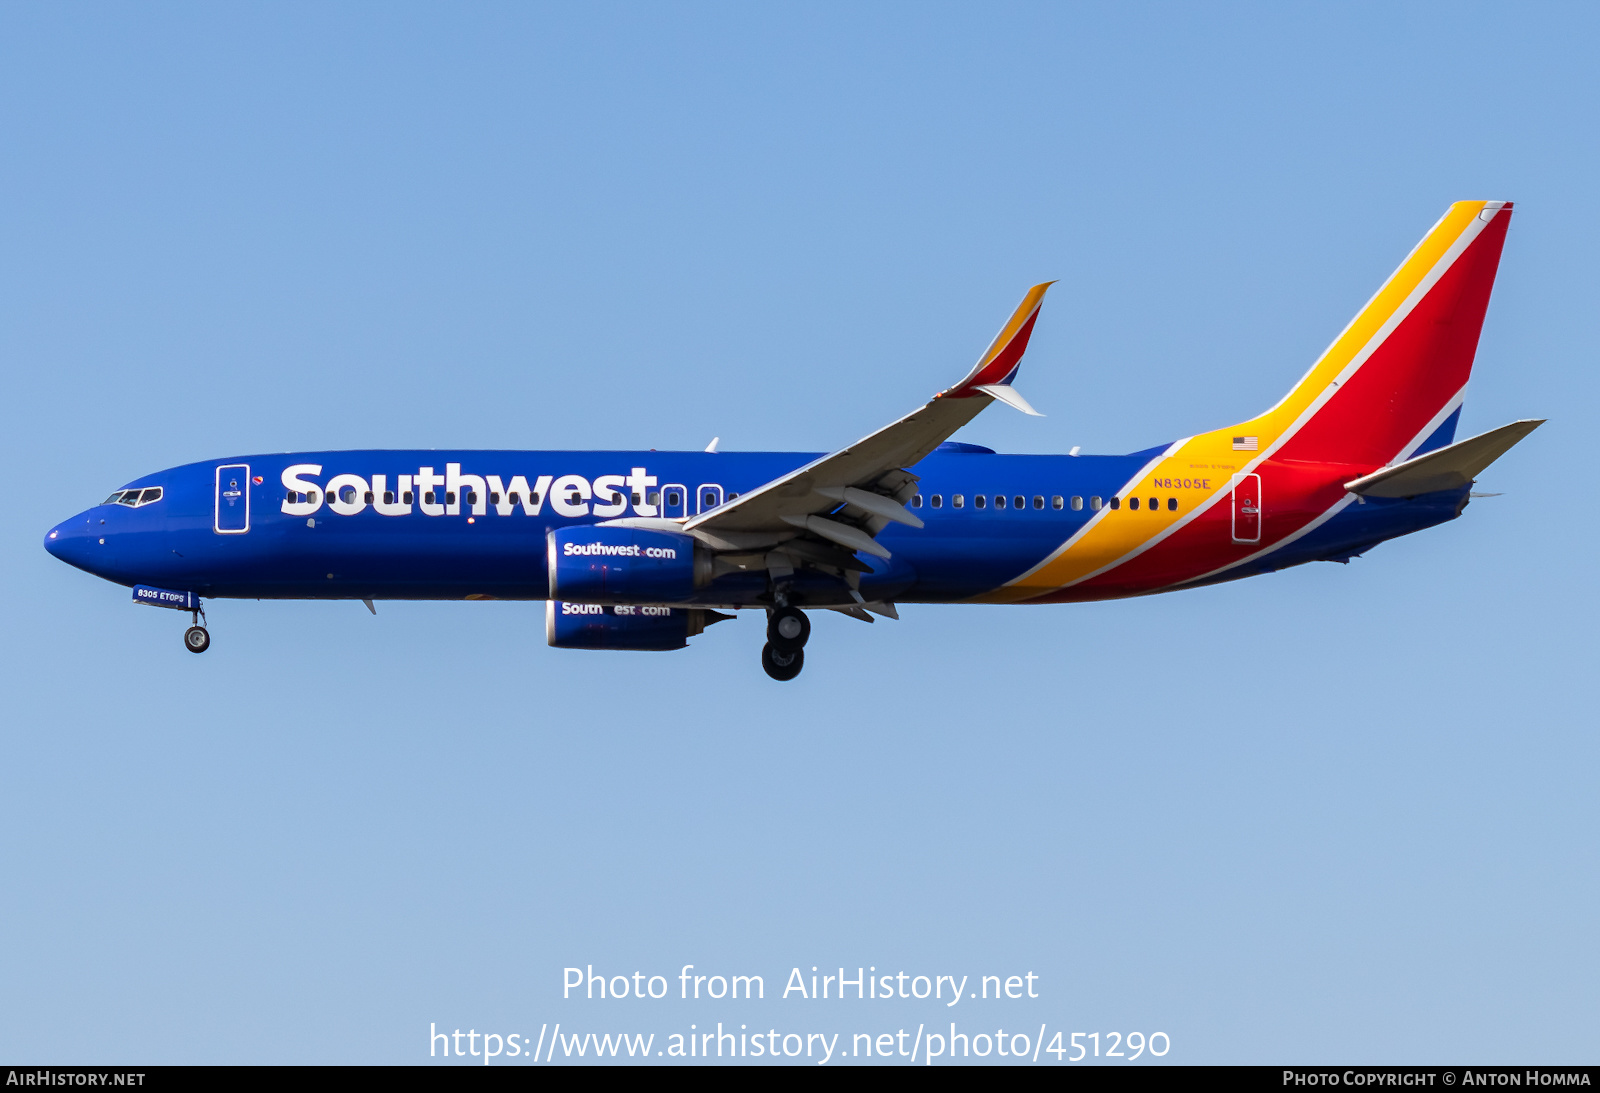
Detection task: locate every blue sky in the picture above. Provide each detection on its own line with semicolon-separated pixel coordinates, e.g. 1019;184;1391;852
2;1;1595;1065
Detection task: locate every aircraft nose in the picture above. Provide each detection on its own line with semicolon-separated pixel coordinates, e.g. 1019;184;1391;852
44;515;96;568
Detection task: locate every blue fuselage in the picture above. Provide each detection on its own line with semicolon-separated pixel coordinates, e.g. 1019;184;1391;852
44;447;1464;608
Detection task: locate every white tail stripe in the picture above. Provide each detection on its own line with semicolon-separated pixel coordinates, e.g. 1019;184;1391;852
1015;206;1497;597
1161;383;1470;590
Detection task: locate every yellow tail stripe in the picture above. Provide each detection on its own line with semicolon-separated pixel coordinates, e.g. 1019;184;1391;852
976;201;1492;603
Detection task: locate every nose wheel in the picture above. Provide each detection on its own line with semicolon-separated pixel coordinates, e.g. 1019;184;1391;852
183;606;210;654
762;606;809;680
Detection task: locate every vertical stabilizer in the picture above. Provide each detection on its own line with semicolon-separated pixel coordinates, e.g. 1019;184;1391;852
1233;200;1513;467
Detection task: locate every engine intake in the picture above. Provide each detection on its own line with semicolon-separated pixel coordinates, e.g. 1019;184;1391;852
546;601;728;651
547;525;710;604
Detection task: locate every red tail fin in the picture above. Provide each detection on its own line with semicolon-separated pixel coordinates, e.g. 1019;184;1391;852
1243;201;1512;467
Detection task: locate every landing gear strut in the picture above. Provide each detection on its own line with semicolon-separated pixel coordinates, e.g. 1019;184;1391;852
183;606;210;654
761;606;809;681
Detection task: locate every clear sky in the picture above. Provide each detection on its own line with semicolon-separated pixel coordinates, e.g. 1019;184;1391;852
2;1;1595;1066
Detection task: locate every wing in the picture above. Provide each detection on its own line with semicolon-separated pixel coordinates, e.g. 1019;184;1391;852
683;282;1055;557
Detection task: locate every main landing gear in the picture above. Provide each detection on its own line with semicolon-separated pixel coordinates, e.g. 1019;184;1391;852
761;606;810;681
183;606;210;654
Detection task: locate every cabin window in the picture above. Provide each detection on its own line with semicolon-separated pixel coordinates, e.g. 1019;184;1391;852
363;491;373;504
1148;497;1157;511
466;491;478;506
910;494;923;508
630;492;640;504
1110;497;1121;510
384;491;395;505
1129;497;1139;510
1070;495;1082;511
1020;495;1031;510
446;492;456;505
667;491;681;507
953;494;964;508
974;494;987;509
1053;495;1066;510
647;490;660;505
403;491;414;504
507;493;519;505
702;491;717;508
339;487;356;504
727;492;739;500
490;492;500;504
424;492;434;505
531;492;542;505
990;495;1003;509
931;494;943;508
1167;497;1178;511
1089;496;1101;510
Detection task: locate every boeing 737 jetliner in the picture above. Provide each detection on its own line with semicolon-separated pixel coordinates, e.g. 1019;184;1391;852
45;201;1541;679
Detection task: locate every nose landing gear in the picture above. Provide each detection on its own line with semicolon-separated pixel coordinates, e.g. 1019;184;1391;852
761;606;809;681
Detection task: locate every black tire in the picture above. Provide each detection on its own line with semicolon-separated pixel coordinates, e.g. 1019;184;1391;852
767;606;810;653
761;642;804;681
183;625;210;654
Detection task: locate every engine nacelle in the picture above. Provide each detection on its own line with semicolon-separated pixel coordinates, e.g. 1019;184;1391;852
547;525;710;603
546;601;725;651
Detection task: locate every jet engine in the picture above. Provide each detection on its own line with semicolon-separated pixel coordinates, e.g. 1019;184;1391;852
546;525;712;604
545;601;730;651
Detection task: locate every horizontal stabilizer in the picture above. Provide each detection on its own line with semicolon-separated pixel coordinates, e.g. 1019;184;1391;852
1344;419;1544;498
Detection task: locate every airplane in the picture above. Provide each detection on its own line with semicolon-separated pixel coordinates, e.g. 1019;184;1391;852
44;200;1541;681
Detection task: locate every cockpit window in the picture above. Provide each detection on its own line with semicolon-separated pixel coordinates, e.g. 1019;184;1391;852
103;487;163;508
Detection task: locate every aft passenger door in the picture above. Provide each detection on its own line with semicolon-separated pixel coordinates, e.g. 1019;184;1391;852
215;463;251;534
1231;473;1261;544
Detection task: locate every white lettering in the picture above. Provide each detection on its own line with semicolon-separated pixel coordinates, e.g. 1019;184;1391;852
325;473;370;516
280;464;323;516
626;467;658;516
371;474;412;516
550;474;592;517
486;475;553;516
415;466;445;516
592;474;628;518
446;463;487;516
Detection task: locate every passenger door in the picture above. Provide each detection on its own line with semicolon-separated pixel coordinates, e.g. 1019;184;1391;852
1231;473;1261;544
215;463;251;534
